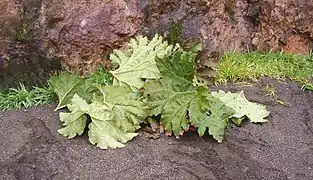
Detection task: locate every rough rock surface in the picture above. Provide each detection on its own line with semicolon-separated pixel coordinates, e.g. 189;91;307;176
253;0;313;53
0;0;61;89
0;0;142;88
0;79;313;179
43;0;142;74
1;0;313;88
141;0;255;54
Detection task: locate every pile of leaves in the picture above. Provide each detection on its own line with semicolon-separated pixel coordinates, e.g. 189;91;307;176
50;34;270;149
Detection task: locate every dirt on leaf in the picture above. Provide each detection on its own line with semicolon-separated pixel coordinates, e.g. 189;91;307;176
0;78;313;180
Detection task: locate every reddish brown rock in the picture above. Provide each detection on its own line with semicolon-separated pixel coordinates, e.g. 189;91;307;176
283;35;312;54
140;0;260;76
43;0;142;74
0;0;142;88
141;0;256;54
253;0;313;53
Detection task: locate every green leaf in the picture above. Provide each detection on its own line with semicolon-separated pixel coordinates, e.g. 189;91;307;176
145;78;197;135
49;73;92;111
87;100;138;149
57;94;88;138
86;85;147;149
157;49;196;84
161;91;197;135
144;50;199;136
211;90;270;123
189;87;235;142
96;85;148;132
192;98;235;142
88;118;138;149
57;88;146;149
188;87;211;128
109;34;176;90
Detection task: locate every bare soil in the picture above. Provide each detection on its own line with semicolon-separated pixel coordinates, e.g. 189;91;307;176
0;78;313;180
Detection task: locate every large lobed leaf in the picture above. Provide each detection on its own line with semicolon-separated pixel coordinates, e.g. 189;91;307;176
145;49;235;141
189;88;235;142
195;100;234;142
109;34;176;90
87;99;138;149
144;48;269;142
57;85;148;149
144;50;199;136
58;94;88;138
49;73;92;111
211;90;270;123
96;85;148;133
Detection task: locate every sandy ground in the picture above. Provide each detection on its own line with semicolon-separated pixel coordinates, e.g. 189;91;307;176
0;78;313;180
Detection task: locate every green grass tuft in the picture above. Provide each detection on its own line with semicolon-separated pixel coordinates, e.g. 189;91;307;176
215;51;313;89
0;83;56;111
0;64;113;111
87;65;113;85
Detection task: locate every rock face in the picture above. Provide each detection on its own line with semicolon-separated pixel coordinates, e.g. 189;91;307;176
0;0;62;89
141;0;313;69
0;0;142;88
1;0;313;88
142;0;255;53
43;0;142;74
254;0;313;53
